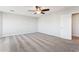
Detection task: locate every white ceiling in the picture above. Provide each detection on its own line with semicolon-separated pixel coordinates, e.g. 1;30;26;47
0;6;71;18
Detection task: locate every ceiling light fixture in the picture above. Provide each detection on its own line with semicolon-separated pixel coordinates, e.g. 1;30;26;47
10;10;15;12
35;10;41;14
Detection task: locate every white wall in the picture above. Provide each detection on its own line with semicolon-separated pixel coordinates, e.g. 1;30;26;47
38;12;72;40
38;14;60;37
72;14;79;37
0;12;2;38
3;13;38;36
2;7;79;39
38;7;79;40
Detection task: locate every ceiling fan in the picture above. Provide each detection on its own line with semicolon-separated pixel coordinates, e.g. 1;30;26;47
28;6;50;14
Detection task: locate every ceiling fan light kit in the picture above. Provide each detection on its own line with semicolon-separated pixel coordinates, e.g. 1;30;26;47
35;11;41;14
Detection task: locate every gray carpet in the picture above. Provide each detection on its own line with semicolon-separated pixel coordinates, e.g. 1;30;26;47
0;32;79;52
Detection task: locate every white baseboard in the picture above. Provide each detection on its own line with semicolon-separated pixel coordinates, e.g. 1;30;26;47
72;34;79;37
38;32;72;40
2;32;37;37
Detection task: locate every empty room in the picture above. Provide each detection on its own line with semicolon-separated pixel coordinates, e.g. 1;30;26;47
0;6;79;52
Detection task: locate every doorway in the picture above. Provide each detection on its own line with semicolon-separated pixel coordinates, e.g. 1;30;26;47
72;13;79;44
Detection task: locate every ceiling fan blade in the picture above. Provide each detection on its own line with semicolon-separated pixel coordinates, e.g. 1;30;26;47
42;9;49;11
41;12;45;14
34;13;37;14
